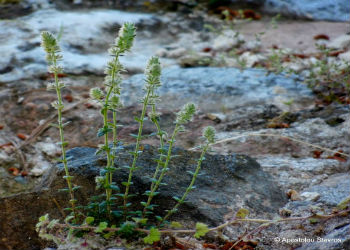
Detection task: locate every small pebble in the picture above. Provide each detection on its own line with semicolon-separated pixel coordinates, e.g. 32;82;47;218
287;189;301;201
300;191;320;202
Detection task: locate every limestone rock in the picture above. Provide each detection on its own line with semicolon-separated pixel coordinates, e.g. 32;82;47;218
0;145;286;250
263;0;350;22
212;30;245;51
122;67;313;111
328;34;350;50
296;224;350;250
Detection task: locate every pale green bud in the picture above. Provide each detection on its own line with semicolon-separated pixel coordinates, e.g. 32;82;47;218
148;110;160;121
115;23;136;54
95;176;105;190
176;103;196;125
46;82;56;91
89;87;104;100
104;59;123;76
203;126;216;144
145;56;161;88
40;31;61;63
109;94;122;110
41;31;58;53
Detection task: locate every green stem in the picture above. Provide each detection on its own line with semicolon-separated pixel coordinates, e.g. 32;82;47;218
142;123;180;218
111;110;117;183
160;142;210;224
102;53;120;219
102;102;112;218
123;88;152;218
52;54;77;222
149;102;165;191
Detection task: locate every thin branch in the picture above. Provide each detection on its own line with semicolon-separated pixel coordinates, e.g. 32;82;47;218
18;99;85;150
52;198;66;218
43;208;350;235
190;132;350;158
6;138;28;171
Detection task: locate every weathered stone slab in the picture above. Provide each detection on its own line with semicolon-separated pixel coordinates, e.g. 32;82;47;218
0;145;286;250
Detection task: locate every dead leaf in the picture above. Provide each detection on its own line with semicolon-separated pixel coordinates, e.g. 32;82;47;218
8;167;20;176
312;150;323;159
313;34;330;40
329;50;346;57
327;156;347;162
175;241;187;250
293;53;309;59
21;171;28;177
17;133;27;140
243;9;261;20
48;72;68;78
203;243;218;249
267;122;290;129
63;94;73;103
0;142;14;148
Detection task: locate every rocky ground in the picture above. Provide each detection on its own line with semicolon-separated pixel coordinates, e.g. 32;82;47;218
0;0;349;250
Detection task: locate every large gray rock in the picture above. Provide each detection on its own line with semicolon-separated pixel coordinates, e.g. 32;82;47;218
0;145;286;250
0;8;173;83
122;67;313;111
296;224;350;250
210;0;349;22
305;173;350;207
54;0;186;11
263;0;349;22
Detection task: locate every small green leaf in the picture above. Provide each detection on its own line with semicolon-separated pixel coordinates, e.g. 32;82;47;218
103;225;116;239
186;170;195;176
146;204;158;210
112;210;122;218
144;227;161;244
49;123;59;128
148;177;158;183
337;196;350;210
144;190;159;197
147;132;158;137
132;217;148;225
84;217;94;225
134;116;142;123
172;196;181;202
63;175;74;180
110;184;120;191
235;208;250;219
309;217;320;224
39;214;49;223
97;126;112;137
119;222;136;238
47;219;59;229
130;133;139;138
72;186;81;191
194;222;209;239
95;222;108;233
58;188;70;192
170;221;183;229
57;141;69;147
64;215;74;224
